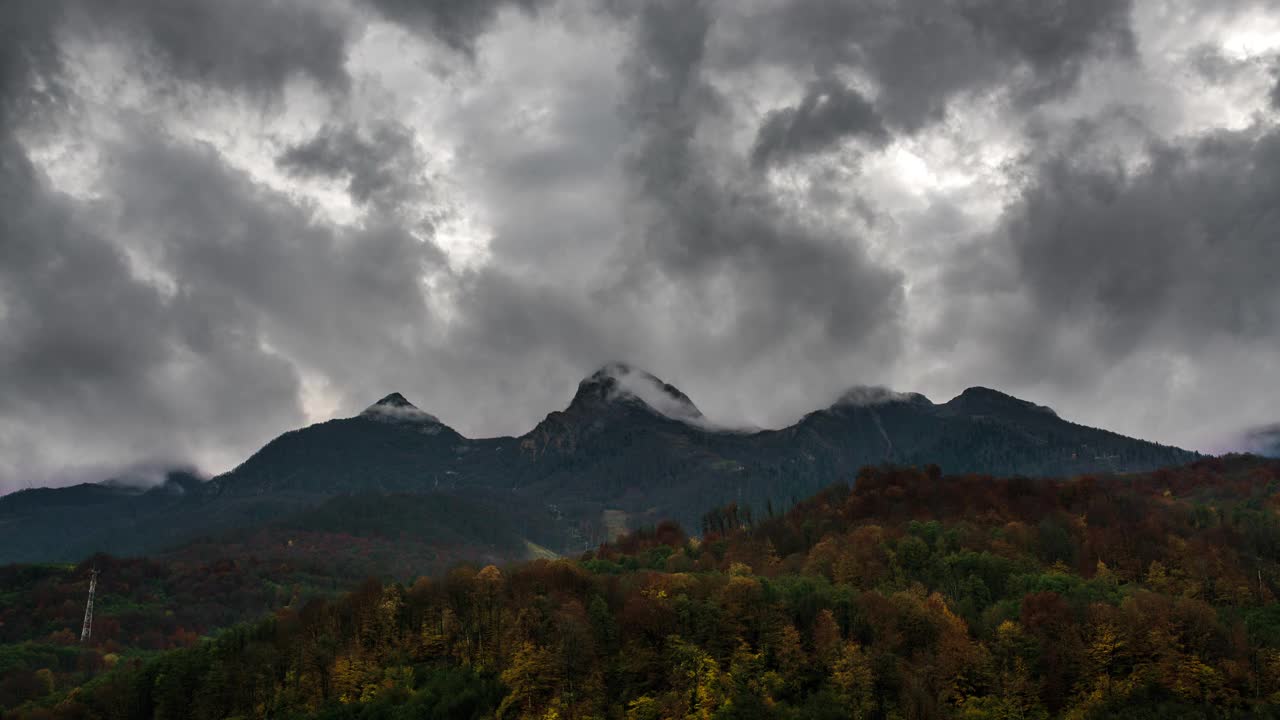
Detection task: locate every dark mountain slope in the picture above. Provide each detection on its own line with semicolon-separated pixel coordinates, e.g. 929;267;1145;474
0;394;535;565
213;393;465;496
774;384;1195;479
0;471;206;563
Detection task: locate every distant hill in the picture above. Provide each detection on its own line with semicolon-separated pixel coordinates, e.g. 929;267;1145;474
0;363;1198;565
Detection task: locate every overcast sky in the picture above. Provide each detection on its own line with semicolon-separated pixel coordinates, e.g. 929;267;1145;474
2;0;1279;492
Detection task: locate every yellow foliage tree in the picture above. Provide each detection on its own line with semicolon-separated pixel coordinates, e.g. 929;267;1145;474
830;641;875;719
498;640;558;719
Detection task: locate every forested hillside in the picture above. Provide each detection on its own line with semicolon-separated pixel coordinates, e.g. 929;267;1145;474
0;492;545;711
5;456;1280;719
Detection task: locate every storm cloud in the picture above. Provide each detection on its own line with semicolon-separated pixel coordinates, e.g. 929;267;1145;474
277;122;430;212
750;78;889;168
715;0;1135;131
363;0;551;55
1005;126;1280;355
2;0;1279;491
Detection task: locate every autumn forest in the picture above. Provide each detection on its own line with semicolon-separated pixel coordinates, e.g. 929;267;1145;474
5;456;1280;719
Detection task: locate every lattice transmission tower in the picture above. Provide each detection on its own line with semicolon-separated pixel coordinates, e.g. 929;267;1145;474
80;567;99;644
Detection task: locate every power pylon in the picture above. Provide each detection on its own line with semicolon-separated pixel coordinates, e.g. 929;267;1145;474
80;567;99;644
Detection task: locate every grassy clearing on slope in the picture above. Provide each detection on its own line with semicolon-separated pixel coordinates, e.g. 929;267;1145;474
523;539;560;560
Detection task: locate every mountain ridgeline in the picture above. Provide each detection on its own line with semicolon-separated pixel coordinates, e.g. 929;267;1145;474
0;363;1197;566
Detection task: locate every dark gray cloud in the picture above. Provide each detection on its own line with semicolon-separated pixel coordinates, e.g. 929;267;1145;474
1189;44;1251;84
717;0;1135;132
0;111;450;485
750;78;888;168
1187;45;1280;112
2;0;352;126
88;0;352;98
277;122;428;211
614;0;903;358
957;0;1136;103
104;126;447;393
0;0;429;486
0;6;63;123
363;0;550;54
998;124;1280;359
405;0;906;418
925;115;1280;449
0;131;306;485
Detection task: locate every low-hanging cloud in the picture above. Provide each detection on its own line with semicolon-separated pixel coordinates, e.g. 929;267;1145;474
1244;424;1280;457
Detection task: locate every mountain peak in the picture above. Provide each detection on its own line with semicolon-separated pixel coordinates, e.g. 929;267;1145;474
945;386;1058;417
372;392;415;409
569;362;708;426
834;385;932;408
956;386;1007;399
360;392;442;424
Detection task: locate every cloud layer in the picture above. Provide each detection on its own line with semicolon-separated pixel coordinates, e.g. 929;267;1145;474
2;0;1279;491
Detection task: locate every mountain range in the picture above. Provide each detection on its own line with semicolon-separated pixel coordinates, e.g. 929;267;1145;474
0;362;1198;567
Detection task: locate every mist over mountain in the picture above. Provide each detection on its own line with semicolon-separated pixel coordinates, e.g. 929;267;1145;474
1243;424;1280;458
0;364;1197;567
